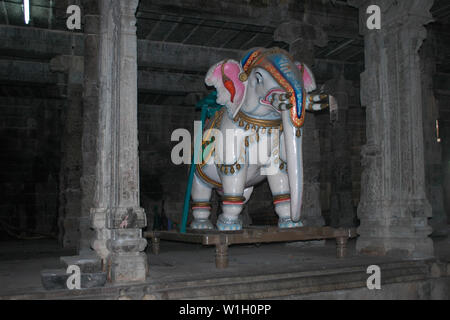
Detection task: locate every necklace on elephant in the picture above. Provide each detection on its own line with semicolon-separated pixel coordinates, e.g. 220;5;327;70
233;111;283;137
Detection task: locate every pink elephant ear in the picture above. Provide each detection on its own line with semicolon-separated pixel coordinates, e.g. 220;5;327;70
295;62;316;93
205;59;247;118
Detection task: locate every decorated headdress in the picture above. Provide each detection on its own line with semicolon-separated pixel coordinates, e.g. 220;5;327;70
240;48;316;128
205;47;316;124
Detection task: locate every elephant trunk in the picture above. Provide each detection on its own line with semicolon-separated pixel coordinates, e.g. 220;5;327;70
281;110;303;223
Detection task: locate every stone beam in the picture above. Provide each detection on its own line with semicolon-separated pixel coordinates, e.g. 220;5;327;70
0;57;360;94
0;25;238;70
0;25;84;59
0;59;57;84
0;57;360;103
137;40;241;72
0;25;362;81
0;58;207;94
137;0;361;40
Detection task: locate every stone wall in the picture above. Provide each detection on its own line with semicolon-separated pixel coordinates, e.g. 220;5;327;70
420;31;448;236
58;86;83;248
138;104;198;229
433;25;450;224
0;97;63;240
348;106;366;211
435;81;450;223
247;181;277;226
316;101;366;227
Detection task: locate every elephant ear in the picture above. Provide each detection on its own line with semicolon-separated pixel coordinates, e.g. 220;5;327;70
295;62;316;93
205;59;247;118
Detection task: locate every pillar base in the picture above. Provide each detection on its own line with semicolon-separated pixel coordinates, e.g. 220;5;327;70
357;236;434;260
109;252;147;283
357;201;434;259
91;208;148;282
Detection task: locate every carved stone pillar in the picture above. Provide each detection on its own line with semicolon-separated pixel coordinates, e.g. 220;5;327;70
350;0;435;258
324;75;356;228
91;0;147;282
81;0;100;253
274;18;327;226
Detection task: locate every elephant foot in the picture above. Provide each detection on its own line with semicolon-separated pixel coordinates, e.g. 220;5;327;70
278;218;303;229
190;219;214;230
216;214;242;231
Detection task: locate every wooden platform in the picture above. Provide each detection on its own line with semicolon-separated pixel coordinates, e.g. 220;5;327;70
144;226;357;268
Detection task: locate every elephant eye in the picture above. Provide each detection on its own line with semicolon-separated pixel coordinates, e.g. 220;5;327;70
255;72;263;84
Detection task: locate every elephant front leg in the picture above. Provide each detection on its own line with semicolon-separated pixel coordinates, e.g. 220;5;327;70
267;170;303;228
216;165;247;231
190;174;214;230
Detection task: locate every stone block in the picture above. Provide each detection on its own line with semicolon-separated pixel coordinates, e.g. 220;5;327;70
80;272;107;289
41;269;107;290
41;269;69;290
60;253;102;273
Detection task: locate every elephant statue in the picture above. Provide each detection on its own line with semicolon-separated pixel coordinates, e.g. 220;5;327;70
191;47;337;231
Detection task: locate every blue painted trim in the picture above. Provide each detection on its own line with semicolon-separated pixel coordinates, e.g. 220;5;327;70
241;49;256;68
268;55;304;120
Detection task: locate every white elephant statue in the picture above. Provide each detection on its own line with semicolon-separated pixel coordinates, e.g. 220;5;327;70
191;47;337;231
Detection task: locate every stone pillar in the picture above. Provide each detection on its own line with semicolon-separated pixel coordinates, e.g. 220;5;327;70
90;0;147;282
324;75;356;228
274;17;328;226
420;33;448;236
350;0;434;258
80;0;100;253
50;55;84;249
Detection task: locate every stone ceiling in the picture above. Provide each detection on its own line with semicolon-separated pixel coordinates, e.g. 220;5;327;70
0;0;450;103
0;0;363;59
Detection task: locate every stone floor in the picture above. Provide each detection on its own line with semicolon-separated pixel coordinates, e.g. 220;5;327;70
0;229;449;299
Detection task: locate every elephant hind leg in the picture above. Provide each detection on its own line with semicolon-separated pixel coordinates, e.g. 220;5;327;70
191;174;214;230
